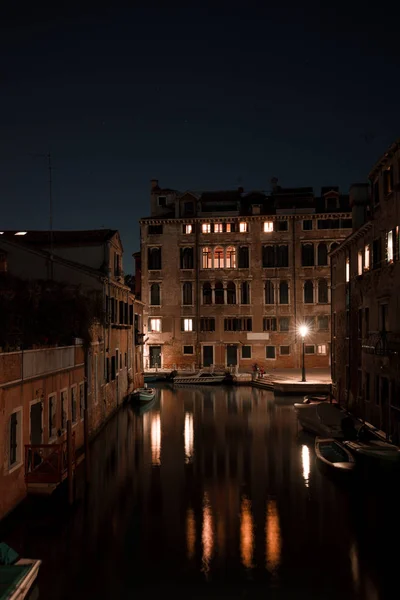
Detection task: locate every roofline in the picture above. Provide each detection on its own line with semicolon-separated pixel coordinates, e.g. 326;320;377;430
368;137;400;180
139;212;352;225
329;221;373;257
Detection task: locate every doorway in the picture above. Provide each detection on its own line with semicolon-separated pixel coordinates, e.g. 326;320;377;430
149;345;162;369
227;345;238;367
203;346;214;367
30;401;43;445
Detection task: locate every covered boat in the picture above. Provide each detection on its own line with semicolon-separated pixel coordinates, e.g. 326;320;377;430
131;387;156;403
343;426;400;464
294;401;350;438
315;438;356;473
173;371;225;385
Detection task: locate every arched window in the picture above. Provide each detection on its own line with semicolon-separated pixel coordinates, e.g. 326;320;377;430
317;243;328;266
330;242;339;253
202;282;212;304
202;247;212;269
148;247;162;270
182;282;193;305
241;281;250;305
304;280;314;303
214;246;224;269
277;245;289;267
262;245;275;268
226;246;236;269
301;243;315;267
215;281;224;304
227;281;236;304
238;246;249;268
279;281;289;304
318;279;328;303
150;283;160;306
265;280;274;304
180;247;194;269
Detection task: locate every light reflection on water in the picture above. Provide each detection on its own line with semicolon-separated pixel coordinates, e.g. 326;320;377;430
265;499;281;575
150;411;161;466
301;444;310;488
186;508;196;560
240;496;254;569
201;492;214;575
184;412;194;463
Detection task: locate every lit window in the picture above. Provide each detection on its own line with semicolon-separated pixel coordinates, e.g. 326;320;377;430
226;223;232;233
263;222;273;233
202;223;211;234
214;223;223;233
226;246;236;268
345;258;350;282
364;245;370;271
149;318;161;332
317;344;327;355
239;222;248;233
15;231;27;236
183;318;193;332
202;247;212;269
184;224;192;234
387;230;394;262
214;246;224;268
358;251;363;275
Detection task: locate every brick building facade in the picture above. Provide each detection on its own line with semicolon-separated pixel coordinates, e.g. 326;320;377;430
140;181;352;372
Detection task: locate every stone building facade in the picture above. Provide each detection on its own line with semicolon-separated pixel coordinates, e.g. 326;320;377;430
331;139;400;440
140;181;352;371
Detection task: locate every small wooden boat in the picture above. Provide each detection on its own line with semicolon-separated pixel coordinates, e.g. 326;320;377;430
0;543;41;600
294;402;348;437
315;438;356;473
132;387;156;403
343;435;400;465
303;394;330;404
173;370;225;385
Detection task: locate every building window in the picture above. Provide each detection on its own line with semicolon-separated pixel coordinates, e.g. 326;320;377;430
264;221;273;233
302;220;313;230
214;246;224;269
71;387;77;423
358;250;363;275
180;247;194;269
226;246;236;268
148;224;163;235
224;318;252;332
227;281;236;304
317;243;328;266
9;410;22;468
241;345;252;359
317;344;327;355
387;229;395;263
61;390;67;430
318;315;329;330
263;317;277;331
279;317;290;332
182;282;193;305
183;345;194;355
265;280;274;304
184;202;194;215
182;318;194;332
280;345;290;355
318;279;328;303
239;222;248;233
150;283;160;305
200;317;215;331
215;281;224;304
262;245;289;267
304;316;315;330
202;247;212;269
79;383;84;418
149;318;162;332
158;196;167;207
225;223;232;233
279;281;289;304
238;246;249;268
305;345;315;354
277;245;289;267
345;258;350;281
266;346;276;359
275;220;288;231
183;224;193;234
364;245;370;270
304;280;314;303
380;303;389;332
383;168;393;196
49;394;57;438
202;282;212;304
262;245;275;267
148;247;162;270
240;281;250;305
111;356;116;380
214;223;223;233
202;223;211;234
372;238;382;269
301;243;314;266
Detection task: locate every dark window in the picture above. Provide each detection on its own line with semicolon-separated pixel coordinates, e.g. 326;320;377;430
224;318;252;332
182;282;193;305
148;247;162;270
279;281;289;304
114;253;121;276
158;196;167;207
215;281;224;304
302;243;314;266
383;169;392;196
183;345;194;354
119;300;124;324
266;346;276;359
318;279;328;303
303;220;313;230
200;318;215;332
180;247;194;269
184;201;194;215
240;281;250;304
304;316;315;329
262;245;275;267
304;280;314;303
9;412;18;465
238;246;249;268
263;317;277;331
277;245;289;267
265;281;274;304
280;345;290;355
341;219;352;228
380;303;389;332
317;243;328;266
365;307;369;336
305;345;315;354
318;315;329;330
242;345;251;358
111;356;116;380
124;303;128;324
71;387;77;423
275;220;288;231
150;283;160;305
372;238;382;269
279;317;290;332
129;305;133;325
202;282;212;304
263;245;288;267
227;281;236;304
61;391;67;429
148;224;163;234
326;196;338;210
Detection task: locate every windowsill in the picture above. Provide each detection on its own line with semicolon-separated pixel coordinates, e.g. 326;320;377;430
150;305;161;308
148;269;162;272
8;461;23;475
241;357;252;360
182;304;194;307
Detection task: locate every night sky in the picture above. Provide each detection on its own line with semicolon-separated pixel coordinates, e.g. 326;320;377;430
1;3;399;270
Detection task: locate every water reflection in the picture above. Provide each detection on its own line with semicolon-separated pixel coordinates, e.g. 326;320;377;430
301;444;310;488
202;492;214;575
266;499;281;575
184;412;194;463
150;412;161;466
186;508;196;560
240;496;254;569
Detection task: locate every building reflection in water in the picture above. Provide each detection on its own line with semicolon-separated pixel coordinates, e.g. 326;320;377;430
301;445;310;488
240;496;254;569
151;412;161;466
184;412;194;463
202;492;214;575
349;541;359;594
266;499;281;574
186;508;196;560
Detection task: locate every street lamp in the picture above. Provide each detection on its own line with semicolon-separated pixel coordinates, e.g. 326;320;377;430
298;325;309;382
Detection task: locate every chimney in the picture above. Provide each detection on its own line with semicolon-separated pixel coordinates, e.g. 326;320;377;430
349;183;370;232
151;179;159;191
271;177;278;192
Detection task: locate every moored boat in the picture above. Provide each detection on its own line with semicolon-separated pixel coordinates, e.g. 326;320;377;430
0;544;41;600
315;438;356;473
343;426;400;465
303;394;330;404
131;387;156;403
173;371;226;385
294;401;349;438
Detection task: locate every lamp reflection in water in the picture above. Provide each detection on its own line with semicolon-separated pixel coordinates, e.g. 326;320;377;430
151;412;161;466
266;499;281;575
186;508;196;560
184;412;194;463
240;496;254;569
202;492;214;575
301;445;310;488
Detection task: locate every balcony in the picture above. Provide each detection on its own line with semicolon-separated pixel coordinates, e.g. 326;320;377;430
362;331;400;356
25;434;76;490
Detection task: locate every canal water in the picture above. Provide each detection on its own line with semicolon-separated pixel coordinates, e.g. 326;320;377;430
1;385;398;599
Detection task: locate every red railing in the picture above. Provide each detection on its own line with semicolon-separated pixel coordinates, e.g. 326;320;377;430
25;433;75;485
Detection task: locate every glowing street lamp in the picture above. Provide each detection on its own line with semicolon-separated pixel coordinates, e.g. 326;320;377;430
298;324;309;382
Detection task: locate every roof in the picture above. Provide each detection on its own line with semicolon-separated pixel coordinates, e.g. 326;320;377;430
369;137;400;180
0;229;117;246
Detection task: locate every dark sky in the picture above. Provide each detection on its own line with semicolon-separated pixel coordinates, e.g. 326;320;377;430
1;2;400;269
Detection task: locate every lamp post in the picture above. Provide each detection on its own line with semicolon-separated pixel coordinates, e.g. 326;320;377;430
299;325;309;382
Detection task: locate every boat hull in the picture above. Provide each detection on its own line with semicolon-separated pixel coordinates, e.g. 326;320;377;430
132;388;156;403
173;376;225;385
315;438;356;475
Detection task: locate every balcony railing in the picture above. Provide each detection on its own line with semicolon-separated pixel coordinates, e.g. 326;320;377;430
25;434;75;485
362;331;400;356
